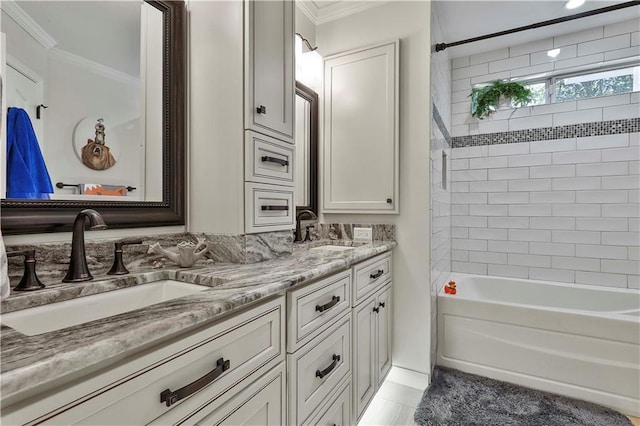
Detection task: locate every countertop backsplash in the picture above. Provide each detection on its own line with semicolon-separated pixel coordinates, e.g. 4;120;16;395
3;224;395;291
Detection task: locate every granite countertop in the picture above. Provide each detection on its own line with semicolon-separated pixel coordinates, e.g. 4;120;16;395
0;240;395;401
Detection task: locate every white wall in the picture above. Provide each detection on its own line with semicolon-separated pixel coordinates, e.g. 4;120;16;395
451;134;640;288
317;1;432;375
449;18;640;288
451;18;640;137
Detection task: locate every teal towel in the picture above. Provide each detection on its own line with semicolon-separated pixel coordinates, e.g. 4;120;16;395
6;107;53;199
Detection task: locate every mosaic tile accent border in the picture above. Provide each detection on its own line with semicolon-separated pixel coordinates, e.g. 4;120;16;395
432;104;452;147
452;117;640;148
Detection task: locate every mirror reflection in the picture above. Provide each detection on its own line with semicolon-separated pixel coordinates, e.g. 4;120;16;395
1;1;163;201
294;81;318;215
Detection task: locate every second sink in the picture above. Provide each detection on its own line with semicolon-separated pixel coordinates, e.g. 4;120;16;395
1;280;209;336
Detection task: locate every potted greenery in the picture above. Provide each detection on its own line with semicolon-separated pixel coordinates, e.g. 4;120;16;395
471;80;533;119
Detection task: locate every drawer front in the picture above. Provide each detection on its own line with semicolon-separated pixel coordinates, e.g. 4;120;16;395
288;313;351;426
245;183;294;233
245;131;295;187
31;298;284;426
188;363;286;426
353;252;392;305
287;270;351;353
304;375;351;426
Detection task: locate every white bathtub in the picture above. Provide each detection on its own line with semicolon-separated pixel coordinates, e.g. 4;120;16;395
437;273;640;416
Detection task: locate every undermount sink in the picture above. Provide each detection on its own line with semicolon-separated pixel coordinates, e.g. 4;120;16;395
1;280;209;336
309;245;355;252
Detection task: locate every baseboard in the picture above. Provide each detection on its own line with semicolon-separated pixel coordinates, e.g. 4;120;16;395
386;365;430;391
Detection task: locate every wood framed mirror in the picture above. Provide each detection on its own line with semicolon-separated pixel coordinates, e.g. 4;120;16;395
294;81;318;216
1;0;186;235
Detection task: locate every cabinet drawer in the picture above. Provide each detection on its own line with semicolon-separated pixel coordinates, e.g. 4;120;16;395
288;313;351;425
304;375;351;426
245;131;294;187
245;183;294;233
27;298;284;426
178;363;286;426
353;252;392;305
287;270;351;353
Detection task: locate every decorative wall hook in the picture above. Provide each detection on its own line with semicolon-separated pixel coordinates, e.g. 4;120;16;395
36;104;48;119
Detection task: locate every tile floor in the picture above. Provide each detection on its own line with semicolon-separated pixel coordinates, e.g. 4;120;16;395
359;375;640;426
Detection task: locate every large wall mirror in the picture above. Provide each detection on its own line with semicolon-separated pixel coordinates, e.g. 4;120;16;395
0;0;185;235
294;81;318;215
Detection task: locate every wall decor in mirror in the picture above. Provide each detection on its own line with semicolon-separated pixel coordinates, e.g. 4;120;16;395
294;81;318;216
0;0;186;234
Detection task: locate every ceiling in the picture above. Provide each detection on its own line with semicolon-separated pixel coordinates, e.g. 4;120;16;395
433;0;639;57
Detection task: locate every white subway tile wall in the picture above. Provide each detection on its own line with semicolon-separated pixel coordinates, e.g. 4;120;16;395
450;18;640;137
451;133;640;288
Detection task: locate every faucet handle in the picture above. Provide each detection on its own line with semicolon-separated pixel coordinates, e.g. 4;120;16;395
107;239;143;275
7;249;46;291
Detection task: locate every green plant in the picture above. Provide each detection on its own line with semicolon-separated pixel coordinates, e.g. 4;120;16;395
471;80;533;119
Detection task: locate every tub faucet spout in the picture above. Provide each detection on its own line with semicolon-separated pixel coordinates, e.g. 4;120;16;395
62;209;107;282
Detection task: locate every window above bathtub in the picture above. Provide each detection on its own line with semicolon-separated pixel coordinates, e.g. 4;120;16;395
470;61;640;110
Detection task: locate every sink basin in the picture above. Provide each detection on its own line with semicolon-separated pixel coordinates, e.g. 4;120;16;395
1;280;209;336
309;245;355;252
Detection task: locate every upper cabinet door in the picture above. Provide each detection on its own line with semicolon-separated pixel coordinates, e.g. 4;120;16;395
323;41;399;214
245;0;295;143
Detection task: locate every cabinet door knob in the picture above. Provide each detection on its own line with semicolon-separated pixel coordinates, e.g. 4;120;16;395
379;302;386;309
373;306;380;313
256;105;267;114
386;198;392;204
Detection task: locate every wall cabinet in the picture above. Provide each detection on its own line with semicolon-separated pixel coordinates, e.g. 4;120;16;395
323;41;399;213
243;0;296;234
244;0;294;144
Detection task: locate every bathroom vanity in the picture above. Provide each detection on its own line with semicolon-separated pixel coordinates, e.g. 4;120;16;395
0;243;394;425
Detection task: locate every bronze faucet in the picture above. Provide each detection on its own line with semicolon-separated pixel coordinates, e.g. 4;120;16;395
6;249;45;291
62;209;107;282
294;210;318;243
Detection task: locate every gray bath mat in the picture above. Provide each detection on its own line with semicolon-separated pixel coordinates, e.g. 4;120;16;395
414;367;632;426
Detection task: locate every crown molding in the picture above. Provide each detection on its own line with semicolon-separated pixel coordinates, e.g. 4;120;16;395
1;0;57;49
48;48;140;87
296;1;389;26
296;1;319;25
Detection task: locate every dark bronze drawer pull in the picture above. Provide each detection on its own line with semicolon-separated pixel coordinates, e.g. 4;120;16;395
261;156;289;166
316;295;340;313
160;358;230;407
379;302;385;308
373;306;380;313
261;205;289;211
370;269;384;280
316;354;341;379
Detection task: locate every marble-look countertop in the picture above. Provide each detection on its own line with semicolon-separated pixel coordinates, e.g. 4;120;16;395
0;240;395;401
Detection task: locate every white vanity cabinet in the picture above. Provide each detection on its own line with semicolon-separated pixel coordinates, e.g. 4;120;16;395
1;297;285;426
286;270;353;426
244;0;295;143
351;253;393;421
243;0;296;234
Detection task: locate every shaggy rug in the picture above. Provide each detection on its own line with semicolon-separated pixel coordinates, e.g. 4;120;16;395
414;367;632;426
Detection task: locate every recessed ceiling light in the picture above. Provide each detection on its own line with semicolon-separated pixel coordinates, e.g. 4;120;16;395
547;48;561;58
565;0;586;10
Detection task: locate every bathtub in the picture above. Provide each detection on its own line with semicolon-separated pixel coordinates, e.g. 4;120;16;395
437;273;640;416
